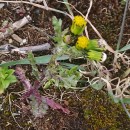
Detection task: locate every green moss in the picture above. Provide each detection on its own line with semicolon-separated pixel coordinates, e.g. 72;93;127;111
82;88;130;130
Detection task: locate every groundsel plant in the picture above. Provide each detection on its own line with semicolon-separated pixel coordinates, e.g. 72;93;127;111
52;0;130;117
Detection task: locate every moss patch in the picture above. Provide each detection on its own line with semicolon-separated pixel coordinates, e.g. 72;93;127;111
81;88;130;130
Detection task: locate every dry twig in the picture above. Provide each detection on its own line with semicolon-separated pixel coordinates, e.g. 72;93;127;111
0;15;31;41
12;43;51;53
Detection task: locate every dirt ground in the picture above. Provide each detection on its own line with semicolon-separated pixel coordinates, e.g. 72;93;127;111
0;0;130;130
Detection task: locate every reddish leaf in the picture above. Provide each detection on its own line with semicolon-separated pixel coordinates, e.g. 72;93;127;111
15;67;42;103
45;98;70;114
15;67;32;90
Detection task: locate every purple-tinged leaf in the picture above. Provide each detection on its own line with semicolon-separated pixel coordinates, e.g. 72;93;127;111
45;98;70;114
32;80;42;103
22;88;33;99
15;67;32;90
15;67;42;103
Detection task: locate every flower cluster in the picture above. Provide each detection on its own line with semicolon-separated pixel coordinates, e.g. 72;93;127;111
63;15;105;62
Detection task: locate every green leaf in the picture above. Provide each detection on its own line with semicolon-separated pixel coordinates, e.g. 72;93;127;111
91;81;104;90
121;98;130;104
65;46;84;59
60;62;78;68
45;65;82;89
27;52;40;79
62;28;69;36
0;70;5;79
119;44;130;52
52;16;63;43
2;80;10;89
87;39;104;52
87;39;98;50
0;67;14;79
113;97;120;103
108;92;120;103
6;75;17;83
0;55;70;67
0;67;17;94
44;79;55;89
52;16;69;53
58;66;82;89
5;69;15;78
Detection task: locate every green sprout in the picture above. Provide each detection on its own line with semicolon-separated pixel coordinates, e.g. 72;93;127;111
0;67;17;94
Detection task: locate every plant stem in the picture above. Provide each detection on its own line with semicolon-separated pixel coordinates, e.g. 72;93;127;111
120;98;130;118
116;0;129;50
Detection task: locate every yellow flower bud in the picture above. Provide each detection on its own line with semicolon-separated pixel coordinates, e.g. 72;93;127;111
71;16;87;35
76;36;89;49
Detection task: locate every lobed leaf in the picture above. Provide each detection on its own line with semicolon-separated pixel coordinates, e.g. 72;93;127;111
46;97;70;114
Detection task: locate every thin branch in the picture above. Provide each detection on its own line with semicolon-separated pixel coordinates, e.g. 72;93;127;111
62;0;74;16
43;0;48;10
116;0;129;50
9;93;23;129
120;98;130;118
0;0;73;19
85;0;93;19
85;0;93;38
